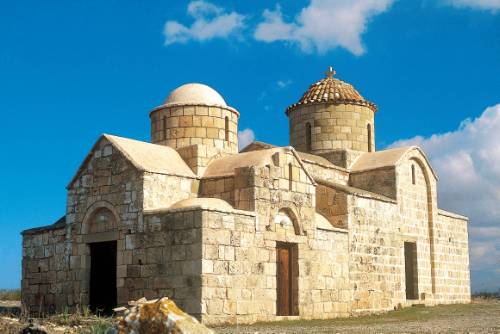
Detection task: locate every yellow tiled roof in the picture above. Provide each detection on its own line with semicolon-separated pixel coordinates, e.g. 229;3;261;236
286;67;377;114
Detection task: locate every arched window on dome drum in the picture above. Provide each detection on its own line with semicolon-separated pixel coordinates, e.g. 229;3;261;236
367;123;372;152
411;164;416;185
225;116;229;141
305;122;312;152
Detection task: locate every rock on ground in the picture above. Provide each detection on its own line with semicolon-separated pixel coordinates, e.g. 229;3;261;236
117;297;213;334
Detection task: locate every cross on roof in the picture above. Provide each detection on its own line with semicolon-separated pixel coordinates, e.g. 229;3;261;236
325;66;336;78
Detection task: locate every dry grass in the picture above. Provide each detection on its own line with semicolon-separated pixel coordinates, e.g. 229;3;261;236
0;289;21;301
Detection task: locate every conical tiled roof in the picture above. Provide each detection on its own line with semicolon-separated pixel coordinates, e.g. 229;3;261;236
286;67;377;114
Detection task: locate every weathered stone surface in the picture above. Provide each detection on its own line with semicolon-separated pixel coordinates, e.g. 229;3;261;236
117;297;213;334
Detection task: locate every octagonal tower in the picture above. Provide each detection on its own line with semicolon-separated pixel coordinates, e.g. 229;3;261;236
150;83;239;154
286;67;377;154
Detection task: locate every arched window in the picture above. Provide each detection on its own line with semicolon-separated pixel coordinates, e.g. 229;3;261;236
288;163;293;191
88;207;117;234
225;116;229;141
411;164;416;185
367;123;372;152
305;122;312;151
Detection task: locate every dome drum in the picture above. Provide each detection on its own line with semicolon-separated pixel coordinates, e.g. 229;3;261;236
151;83;239;154
287;67;376;154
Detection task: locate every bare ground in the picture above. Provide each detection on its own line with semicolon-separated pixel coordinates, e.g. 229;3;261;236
0;299;498;333
213;300;500;334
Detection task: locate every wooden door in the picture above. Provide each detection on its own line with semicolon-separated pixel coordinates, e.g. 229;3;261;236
277;245;292;315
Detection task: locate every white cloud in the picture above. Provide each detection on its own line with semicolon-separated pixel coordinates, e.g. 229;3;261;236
444;0;500;11
390;103;500;290
277;79;292;89
254;1;395;55
238;128;255;151
164;1;246;45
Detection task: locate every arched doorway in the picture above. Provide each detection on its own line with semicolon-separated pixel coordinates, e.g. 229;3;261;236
274;208;299;316
85;207;118;315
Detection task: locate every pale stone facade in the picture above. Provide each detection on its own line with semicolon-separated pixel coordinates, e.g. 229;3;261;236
21;67;470;324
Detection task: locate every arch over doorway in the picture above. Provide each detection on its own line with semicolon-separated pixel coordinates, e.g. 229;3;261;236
274;207;302;235
409;156;436;294
82;201;120;235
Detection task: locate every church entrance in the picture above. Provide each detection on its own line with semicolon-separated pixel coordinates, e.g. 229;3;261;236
276;242;298;316
404;241;419;300
89;241;117;315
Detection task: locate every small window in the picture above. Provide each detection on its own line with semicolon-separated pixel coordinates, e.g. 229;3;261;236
411;165;416;185
163;117;167;140
305;122;312;151
367;123;372;152
288;163;293;191
225;116;230;141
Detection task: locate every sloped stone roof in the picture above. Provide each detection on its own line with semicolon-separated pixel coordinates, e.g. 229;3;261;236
315;212;337;231
203;147;316;184
286;67;377;114
68;134;196;188
22;216;66;235
350;147;411;172
350;146;437;179
239;141;276;153
105;135;196;177
204;148;284;178
170;198;234;211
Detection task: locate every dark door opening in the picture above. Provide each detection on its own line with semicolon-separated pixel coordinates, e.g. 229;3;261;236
89;241;117;315
277;243;298;316
404;241;419;300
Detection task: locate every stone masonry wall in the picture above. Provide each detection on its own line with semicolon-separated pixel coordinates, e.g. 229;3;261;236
127;208;205;316
348;195;403;312
300;159;349;185
199;209;350;325
199;150;351;325
433;212;471;303
316;184;348;228
21;226;68;314
66;137;144;309
199;176;235;207
142;172;198;211
289;103;375;153
318;149;364;169
396;151;439;302
349;167;397;200
150;105;239;154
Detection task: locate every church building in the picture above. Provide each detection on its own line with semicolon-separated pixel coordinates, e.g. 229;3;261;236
21;67;471;324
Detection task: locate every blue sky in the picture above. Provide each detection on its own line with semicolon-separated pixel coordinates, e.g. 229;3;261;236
0;0;499;291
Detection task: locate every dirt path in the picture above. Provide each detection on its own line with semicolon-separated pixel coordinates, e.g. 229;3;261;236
213;300;500;333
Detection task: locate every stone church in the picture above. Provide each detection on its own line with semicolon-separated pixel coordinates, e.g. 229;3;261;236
21;67;471;324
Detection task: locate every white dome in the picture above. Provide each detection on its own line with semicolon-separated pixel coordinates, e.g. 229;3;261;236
164;83;227;107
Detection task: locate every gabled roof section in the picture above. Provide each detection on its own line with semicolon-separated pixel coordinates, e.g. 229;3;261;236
67;134;196;188
203;146;316;184
350;146;437;179
104;135;195;177
239;141;277;153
